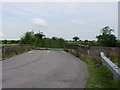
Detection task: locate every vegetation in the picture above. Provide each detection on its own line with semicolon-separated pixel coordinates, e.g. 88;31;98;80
117;40;120;47
66;50;120;88
72;36;80;41
0;44;18;46
1;40;20;44
84;58;120;88
67;26;119;47
1;26;119;47
66;40;98;46
1;31;65;59
96;26;117;47
3;39;7;44
20;31;35;45
20;31;65;48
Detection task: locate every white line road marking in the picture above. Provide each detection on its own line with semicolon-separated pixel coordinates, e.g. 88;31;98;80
47;50;50;52
28;51;33;53
61;51;66;53
2;50;88;88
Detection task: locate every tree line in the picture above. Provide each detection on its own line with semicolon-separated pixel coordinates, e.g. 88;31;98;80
20;31;65;48
2;26;120;47
1;40;20;44
72;26;120;47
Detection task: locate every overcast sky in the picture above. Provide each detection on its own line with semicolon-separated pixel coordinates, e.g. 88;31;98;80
0;2;118;40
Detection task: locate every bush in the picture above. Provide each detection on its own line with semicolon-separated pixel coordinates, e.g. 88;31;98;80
20;31;66;48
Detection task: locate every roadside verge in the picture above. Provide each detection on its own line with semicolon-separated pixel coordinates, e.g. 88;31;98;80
65;49;120;88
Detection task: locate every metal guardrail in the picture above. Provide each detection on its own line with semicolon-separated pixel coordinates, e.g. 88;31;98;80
100;52;120;81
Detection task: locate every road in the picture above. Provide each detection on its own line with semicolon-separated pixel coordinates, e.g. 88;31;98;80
2;50;88;88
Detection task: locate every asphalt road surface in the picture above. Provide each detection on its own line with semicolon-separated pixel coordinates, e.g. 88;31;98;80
2;50;88;88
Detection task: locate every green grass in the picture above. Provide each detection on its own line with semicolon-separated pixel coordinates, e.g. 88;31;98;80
83;58;120;88
66;49;120;88
111;59;120;67
66;41;81;44
0;44;18;46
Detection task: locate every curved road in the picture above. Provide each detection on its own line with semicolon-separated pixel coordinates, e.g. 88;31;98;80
2;50;88;88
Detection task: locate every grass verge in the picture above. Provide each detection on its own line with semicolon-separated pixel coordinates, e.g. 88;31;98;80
65;49;120;88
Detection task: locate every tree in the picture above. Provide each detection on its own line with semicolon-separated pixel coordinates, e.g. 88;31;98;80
72;36;80;41
52;37;58;40
101;26;114;35
20;31;34;45
96;26;117;47
3;39;7;44
20;30;65;48
84;40;88;42
34;33;45;39
34;33;45;47
10;40;16;44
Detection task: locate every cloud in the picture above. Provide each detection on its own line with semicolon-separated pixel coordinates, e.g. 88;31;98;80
32;18;47;27
70;19;100;30
70;19;87;25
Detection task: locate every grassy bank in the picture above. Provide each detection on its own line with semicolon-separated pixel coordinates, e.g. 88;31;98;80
65;49;120;88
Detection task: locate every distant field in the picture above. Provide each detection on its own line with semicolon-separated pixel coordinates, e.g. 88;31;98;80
66;41;81;44
66;41;90;46
0;44;18;46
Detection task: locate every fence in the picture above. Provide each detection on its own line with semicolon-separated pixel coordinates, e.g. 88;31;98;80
100;52;120;81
